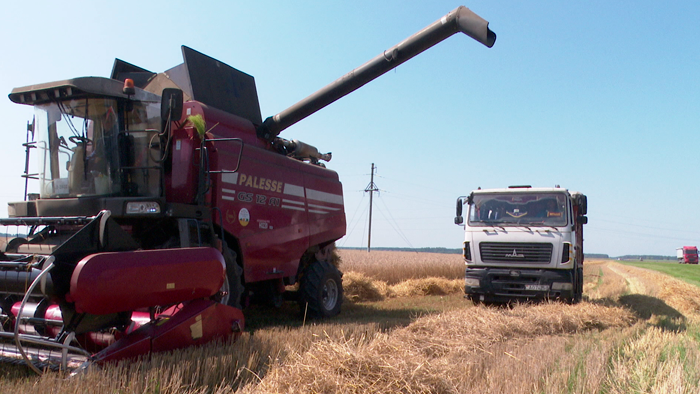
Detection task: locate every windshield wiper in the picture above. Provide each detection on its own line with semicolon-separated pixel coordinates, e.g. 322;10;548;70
474;221;506;231
514;222;532;231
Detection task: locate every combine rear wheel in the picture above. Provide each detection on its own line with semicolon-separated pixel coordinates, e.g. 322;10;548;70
298;260;343;318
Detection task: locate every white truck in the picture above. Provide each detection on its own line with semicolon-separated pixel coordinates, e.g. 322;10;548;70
454;186;587;303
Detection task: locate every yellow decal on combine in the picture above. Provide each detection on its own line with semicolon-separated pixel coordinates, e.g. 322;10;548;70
239;208;250;227
190;315;203;340
238;173;283;193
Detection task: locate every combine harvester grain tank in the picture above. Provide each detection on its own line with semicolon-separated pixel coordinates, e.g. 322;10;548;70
1;6;495;373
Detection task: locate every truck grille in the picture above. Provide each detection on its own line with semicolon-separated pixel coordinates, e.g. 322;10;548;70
479;242;553;263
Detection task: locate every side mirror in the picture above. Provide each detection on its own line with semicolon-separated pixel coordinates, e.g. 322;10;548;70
578;195;587;215
573;193;587;215
161;88;184;131
455;197;464;225
578;215;588;225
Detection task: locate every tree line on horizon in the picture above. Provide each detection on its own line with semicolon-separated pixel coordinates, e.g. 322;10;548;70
338;248;674;260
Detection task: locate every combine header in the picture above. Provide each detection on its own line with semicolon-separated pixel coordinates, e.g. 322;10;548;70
1;6;495;373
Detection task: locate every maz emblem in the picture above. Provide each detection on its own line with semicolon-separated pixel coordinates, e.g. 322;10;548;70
505;249;525;258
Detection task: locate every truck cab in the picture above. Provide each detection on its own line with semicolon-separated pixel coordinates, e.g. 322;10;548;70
455;186;587;303
676;246;699;264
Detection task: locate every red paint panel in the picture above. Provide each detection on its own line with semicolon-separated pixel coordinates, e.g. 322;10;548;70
69;247;225;315
198;101;347;284
151;299;244;352
44;304;63;337
92;327;152;364
165;127;199;203
215;146;310;283
304;168;346;247
93;299;244;364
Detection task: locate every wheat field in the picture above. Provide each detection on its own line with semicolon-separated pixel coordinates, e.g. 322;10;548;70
1;253;699;393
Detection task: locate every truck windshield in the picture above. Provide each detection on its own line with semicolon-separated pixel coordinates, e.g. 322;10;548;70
34;98;162;198
468;192;569;227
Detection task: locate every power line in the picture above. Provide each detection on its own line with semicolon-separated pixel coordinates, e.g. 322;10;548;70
376;196;415;248
594;218;700;236
339;194;367;247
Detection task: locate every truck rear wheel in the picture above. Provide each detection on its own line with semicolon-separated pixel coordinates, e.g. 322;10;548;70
298;260;343;318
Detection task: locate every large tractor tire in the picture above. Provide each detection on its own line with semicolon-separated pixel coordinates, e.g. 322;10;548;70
220;246;244;309
574;266;583;303
568;266;583;304
298;260;343;318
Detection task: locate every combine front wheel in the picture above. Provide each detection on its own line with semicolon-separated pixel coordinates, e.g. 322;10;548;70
220;247;244;309
298;260;343;318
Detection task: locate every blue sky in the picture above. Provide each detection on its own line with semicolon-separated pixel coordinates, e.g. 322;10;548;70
1;1;699;257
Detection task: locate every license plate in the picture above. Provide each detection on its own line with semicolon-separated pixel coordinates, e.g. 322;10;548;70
525;284;550;291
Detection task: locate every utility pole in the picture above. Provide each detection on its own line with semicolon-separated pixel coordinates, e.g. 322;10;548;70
364;163;379;252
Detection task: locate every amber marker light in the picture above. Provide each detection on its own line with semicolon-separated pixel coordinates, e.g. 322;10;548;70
123;78;135;95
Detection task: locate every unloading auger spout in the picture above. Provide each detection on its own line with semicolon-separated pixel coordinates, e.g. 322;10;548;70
256;6;496;141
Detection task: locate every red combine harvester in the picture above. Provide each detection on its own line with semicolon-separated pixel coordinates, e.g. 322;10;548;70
0;6;495;373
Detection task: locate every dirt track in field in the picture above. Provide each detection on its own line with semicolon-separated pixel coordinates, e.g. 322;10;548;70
588;260;700;319
606;263;650;295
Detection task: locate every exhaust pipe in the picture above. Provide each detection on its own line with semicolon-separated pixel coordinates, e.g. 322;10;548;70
256;6;496;141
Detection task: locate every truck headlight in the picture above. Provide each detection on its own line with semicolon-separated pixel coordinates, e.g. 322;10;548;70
126;202;161;214
465;278;480;287
463;241;472;262
551;282;573;291
561;242;573;264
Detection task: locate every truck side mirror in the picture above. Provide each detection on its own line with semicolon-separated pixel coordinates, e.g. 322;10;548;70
577;215;588;225
578;196;587;215
573;193;587;215
161;88;184;131
455;197;464;225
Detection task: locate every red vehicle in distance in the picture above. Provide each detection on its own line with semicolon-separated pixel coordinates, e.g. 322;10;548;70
676;246;699;264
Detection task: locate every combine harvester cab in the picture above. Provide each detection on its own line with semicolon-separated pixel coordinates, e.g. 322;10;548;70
2;6;495;373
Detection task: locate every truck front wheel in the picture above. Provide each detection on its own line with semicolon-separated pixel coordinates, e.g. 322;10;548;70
298;260;343;318
577;267;583;303
570;266;583;304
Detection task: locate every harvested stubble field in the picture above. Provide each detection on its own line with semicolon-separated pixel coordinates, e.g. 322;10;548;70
2;252;700;393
